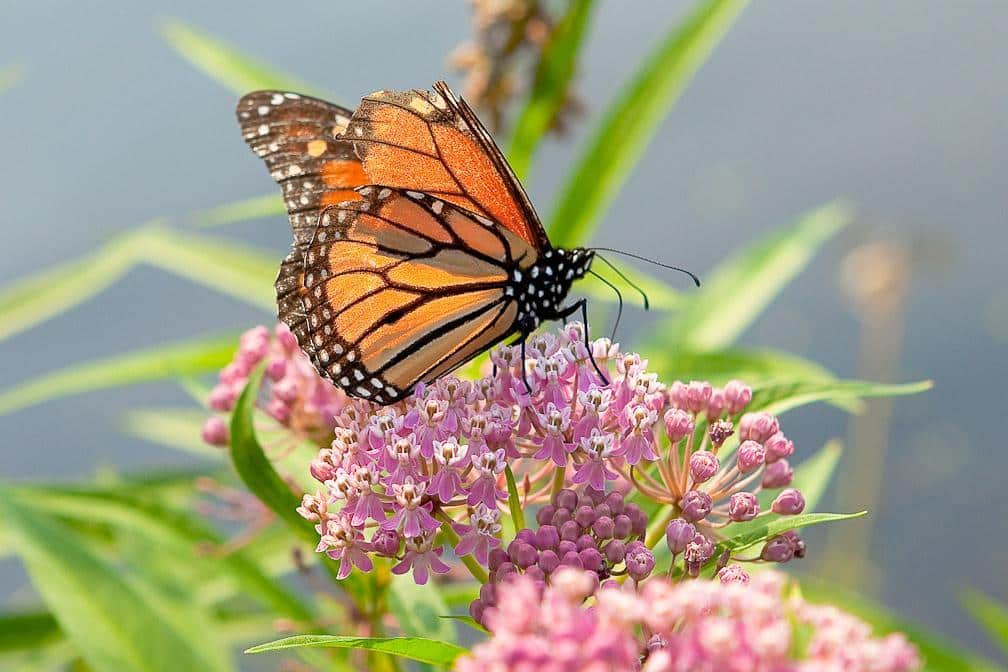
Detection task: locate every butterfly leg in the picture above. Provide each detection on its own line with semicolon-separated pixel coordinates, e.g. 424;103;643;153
556;300;610;386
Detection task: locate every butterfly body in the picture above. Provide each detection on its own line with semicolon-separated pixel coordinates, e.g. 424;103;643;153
237;82;597;404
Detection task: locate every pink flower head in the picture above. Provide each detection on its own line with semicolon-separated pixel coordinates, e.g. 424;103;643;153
452;503;502;565
391;532;451;585
616;404;660;465
383;478;439;538
428;437;469;503
533;403;574;466
573;429;618;490
316;514;372;580
468;449;507;508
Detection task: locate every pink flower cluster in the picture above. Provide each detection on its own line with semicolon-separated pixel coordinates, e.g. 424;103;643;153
456;569;921;672
201;325;347;447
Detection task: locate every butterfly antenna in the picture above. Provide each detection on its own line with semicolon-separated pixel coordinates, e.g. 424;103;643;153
588;269;623;341
593;254;651;311
589;247;701;288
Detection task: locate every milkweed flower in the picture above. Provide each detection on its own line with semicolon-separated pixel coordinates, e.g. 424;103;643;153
455;569;921;672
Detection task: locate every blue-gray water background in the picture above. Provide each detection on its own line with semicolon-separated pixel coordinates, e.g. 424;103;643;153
2;0;1006;663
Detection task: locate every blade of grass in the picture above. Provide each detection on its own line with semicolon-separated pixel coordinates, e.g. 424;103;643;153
194;193;285;227
121;408;222;458
158;18;323;96
0;334;238;416
246;635;465;669
133;227;277;310
508;0;597;178
656;200;852;351
751;378;932;416
0;488;233;672
0;610;61;653
547;0;748;246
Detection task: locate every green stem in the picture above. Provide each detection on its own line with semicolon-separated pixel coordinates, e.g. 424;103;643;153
504;465;526;531
644;503;680;549
550;465;567;499
436;512;489;584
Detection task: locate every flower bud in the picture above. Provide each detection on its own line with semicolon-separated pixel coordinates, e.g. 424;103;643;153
762;459;794;488
603;492;625;516
626;505;648;537
680;490;713;522
371;529;401;557
689;451;720;483
592;516;615;539
524;564;546;583
684;534;715;576
708;420;734;447
579;547;604;573
665;519;697;555
739;411;779;443
760;532;802;563
574;505;596;529
554;489;578;511
663;408;695;442
515;528;537;546
488;548;508;571
208;384;237;412
717;564;751;585
736;440;766;473
265;357;287;381
604;539;627;564
576;534;596;552
509;541;538;569
536;505;556;526
723;380;752;414
559;520;581;542
557;540;577;557
537;549;560;574
535;525;560;551
559;551;584;569
201;416;228;446
625;542;655;581
728;492;760;522
613;514;632;538
771;488;805;515
764;432;794;462
551;507;572;527
682;381;712;414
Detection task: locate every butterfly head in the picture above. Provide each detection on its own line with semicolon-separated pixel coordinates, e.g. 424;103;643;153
513;247;594;333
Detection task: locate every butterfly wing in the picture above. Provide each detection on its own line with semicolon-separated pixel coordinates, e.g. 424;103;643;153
236;91;369;245
275;187;535;403
344;81;551;251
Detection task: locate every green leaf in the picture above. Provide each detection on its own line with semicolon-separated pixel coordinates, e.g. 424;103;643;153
649;346;835;386
800;579;1001;672
722;511;866;553
387;576;455;672
0;609;61;653
10;484;314;623
438;614;488;634
508;0;597;178
0;64;23;93
229;368;315;541
0;488;233;672
159;19;322;96
503;465;526;531
547;0;748;246
194;193;285;227
246;635;465;668
656;200;851;351
122;408;223;458
134;227;277;310
751;378;933;417
961;589;1008;657
0;334;237;416
0;230;139;343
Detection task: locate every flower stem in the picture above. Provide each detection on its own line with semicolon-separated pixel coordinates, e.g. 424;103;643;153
550;465;567;498
504;465;526;530
436;512;489;584
644;504;680;549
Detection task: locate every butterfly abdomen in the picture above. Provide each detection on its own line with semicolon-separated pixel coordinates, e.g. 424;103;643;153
511;247;594;333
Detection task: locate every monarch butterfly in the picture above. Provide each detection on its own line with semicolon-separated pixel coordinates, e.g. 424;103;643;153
236;82;693;404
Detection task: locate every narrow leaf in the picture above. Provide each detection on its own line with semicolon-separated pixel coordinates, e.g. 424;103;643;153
547;0;748;246
0;230;138;343
751;378;932;416
578;263;683;311
648;346;835;386
159;19;322;96
229;368;315;541
961;589;1008;657
388;575;455;670
0;334;238;416
135;227;277;310
194;193;285;227
787;439;842;511
0;609;61;652
658;200;851;351
723;511;866;552
508;0;596;178
438;614;488;634
0;489;232;672
246;635;465;668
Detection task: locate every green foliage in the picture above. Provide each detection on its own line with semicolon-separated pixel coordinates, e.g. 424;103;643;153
194;193;286;227
159;18;322;97
121;407;223;457
0;488;233;672
961;589;1008;658
508;0;596;178
547;0;749;247
246;635;466;668
655;200;852;351
0;335;237;416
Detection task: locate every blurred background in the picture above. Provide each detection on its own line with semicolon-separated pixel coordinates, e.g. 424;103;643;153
1;0;1005;664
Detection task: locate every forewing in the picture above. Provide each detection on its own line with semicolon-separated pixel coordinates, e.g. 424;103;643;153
275;187;533;403
236;91;369;245
344;81;551;251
